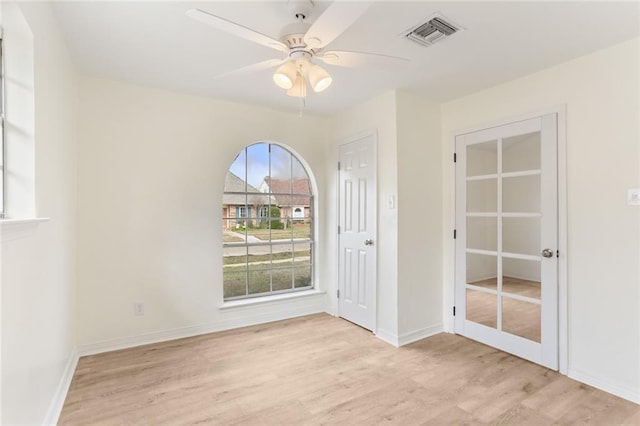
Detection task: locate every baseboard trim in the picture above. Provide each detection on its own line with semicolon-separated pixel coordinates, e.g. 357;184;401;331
375;324;443;348
568;368;640;404
398;324;443;346
78;304;325;356
375;329;399;347
42;349;79;426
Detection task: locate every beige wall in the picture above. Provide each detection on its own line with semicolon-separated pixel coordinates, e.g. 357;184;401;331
442;37;640;402
76;77;329;349
1;2;79;424
396;91;443;339
327;91;444;344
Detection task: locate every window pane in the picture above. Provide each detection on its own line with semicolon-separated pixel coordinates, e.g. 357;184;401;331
270;145;292;185
503;132;541;173
503;217;540;256
467;140;497;177
246;143;269;190
467;217;497;251
292;156;310;192
248;268;271;295
466;288;497;329
292;220;311;239
294;264;312;288
502;296;541;342
272;266;293;291
247;245;269;268
466;253;497;287
271;242;294;266
503;175;540;213
293;241;311;261
269;216;293;240
467;179;497;213
223;270;247;299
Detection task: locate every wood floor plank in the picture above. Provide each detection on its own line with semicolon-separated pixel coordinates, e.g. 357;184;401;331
59;314;640;425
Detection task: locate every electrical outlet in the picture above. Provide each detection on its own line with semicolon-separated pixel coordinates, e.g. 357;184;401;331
134;302;145;316
628;188;640;206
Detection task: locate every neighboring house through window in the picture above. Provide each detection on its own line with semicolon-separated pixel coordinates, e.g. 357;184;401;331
222;142;314;300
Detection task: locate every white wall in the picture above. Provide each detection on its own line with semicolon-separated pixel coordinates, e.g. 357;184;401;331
326;91;443;345
327;91;399;342
396;91;443;341
1;2;79;424
442;38;640;402
76;77;329;350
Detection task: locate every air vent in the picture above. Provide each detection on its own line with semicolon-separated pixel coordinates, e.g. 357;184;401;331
404;14;461;47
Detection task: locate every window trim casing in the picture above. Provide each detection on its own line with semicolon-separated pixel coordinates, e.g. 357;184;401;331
0;33;5;219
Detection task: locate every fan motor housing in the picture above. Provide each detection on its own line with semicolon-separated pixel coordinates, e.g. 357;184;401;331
280;22;311;48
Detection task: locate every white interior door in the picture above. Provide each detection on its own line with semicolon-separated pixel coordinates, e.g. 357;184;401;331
454;114;558;369
338;135;376;331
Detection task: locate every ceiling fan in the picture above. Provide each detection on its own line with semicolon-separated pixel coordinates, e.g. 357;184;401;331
185;0;408;100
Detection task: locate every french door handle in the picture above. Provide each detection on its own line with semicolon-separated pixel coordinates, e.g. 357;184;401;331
364;239;374;246
541;248;554;258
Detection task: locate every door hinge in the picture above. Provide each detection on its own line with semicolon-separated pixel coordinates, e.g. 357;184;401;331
338;225;341;235
338;161;341;170
453;153;457;163
337;289;340;299
453;229;457;239
557;250;560;258
453;306;456;316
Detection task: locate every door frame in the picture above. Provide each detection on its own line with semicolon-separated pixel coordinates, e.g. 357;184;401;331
336;130;378;334
449;105;567;374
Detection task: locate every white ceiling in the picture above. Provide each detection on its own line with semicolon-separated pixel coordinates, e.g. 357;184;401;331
51;1;640;115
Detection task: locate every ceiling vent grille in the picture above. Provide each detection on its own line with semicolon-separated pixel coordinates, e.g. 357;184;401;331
405;15;461;47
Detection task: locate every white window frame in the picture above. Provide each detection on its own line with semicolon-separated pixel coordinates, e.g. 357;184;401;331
222;143;315;301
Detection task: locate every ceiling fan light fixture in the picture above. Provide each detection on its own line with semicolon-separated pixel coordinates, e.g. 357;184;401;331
273;61;297;89
286;72;307;98
308;63;332;93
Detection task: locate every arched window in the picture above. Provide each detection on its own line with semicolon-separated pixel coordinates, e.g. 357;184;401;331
222;143;314;300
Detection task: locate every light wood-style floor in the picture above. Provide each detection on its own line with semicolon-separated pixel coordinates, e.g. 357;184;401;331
60;314;640;425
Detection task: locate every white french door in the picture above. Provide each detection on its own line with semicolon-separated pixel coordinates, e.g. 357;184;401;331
454;114;558;369
338;134;377;331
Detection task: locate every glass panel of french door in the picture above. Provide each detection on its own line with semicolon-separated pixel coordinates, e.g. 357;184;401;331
455;114;558;370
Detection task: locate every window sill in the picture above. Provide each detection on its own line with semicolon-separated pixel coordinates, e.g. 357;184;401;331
219;289;326;310
1;217;50;241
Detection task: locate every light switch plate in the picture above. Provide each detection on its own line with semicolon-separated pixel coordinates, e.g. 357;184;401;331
628;188;640;206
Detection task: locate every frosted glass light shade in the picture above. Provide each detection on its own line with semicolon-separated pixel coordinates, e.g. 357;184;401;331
286;73;307;98
273;61;297;89
308;63;332;92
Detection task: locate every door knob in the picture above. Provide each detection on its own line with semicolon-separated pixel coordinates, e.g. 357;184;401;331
541;248;554;258
364;239;374;246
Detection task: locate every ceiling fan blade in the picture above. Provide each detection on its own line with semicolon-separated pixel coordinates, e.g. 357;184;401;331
186;8;287;53
317;50;409;69
213;58;286;79
303;2;372;49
